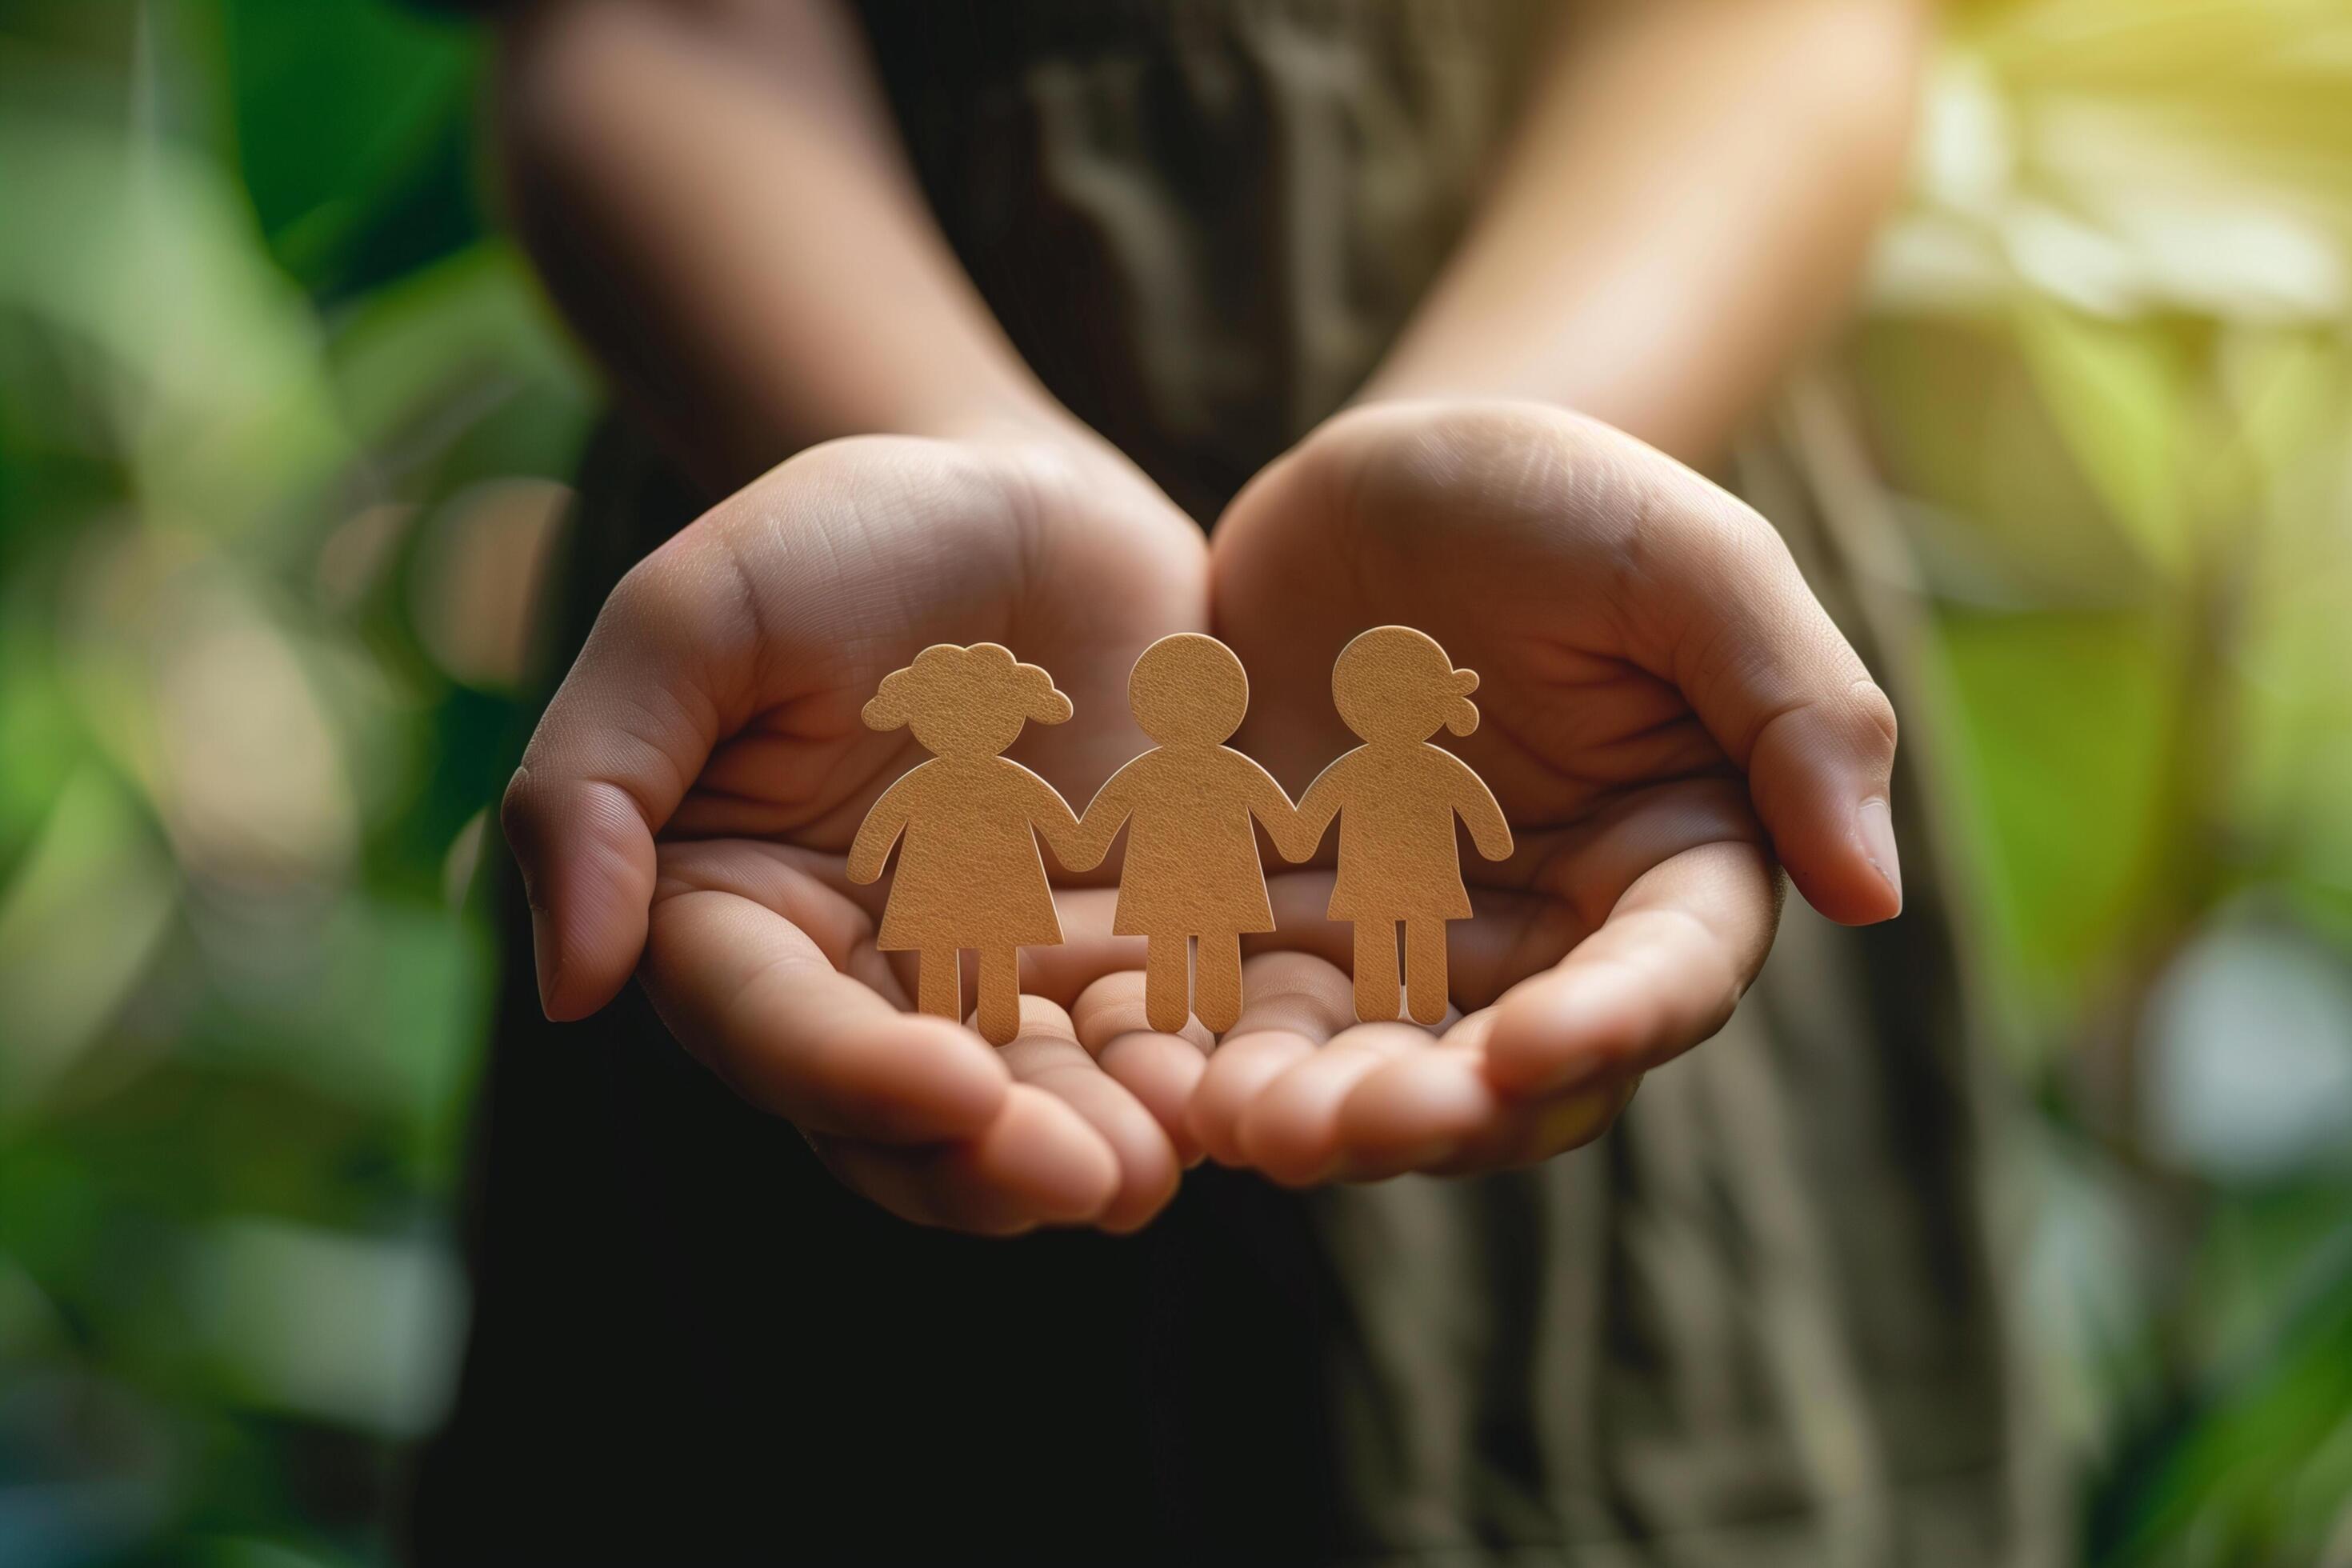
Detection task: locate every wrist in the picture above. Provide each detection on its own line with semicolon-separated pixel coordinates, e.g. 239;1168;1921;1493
932;401;1182;518
921;392;1097;454
845;379;1199;545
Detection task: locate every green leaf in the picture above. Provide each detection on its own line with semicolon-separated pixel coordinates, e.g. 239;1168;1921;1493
223;0;483;297
0;764;177;1121
1935;607;2186;1016
2013;301;2201;580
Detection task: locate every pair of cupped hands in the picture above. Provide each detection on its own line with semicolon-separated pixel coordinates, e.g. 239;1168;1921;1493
501;400;1903;1235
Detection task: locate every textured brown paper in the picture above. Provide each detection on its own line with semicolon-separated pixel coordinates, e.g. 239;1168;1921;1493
1069;634;1305;1034
847;643;1082;1045
848;627;1512;1046
1286;626;1514;1025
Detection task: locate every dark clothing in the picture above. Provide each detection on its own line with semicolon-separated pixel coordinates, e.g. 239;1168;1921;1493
410;3;2046;1562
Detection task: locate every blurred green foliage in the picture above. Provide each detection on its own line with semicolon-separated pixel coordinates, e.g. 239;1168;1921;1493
0;2;590;1561
1;1;2350;1564
1855;4;2352;1561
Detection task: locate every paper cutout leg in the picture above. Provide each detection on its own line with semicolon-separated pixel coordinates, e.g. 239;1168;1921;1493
976;946;1021;1044
1142;935;1189;1034
1353;923;1401;1024
1194;933;1245;1034
1404;918;1450;1026
918;946;959;1021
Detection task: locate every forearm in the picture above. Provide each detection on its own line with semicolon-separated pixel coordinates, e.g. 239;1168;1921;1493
1361;0;1931;466
494;0;1066;490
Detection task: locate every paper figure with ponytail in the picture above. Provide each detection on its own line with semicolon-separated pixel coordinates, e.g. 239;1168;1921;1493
846;642;1084;1045
1285;626;1515;1026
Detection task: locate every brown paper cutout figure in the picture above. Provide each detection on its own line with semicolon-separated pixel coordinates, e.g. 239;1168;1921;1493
846;643;1083;1045
1064;634;1306;1034
1286;626;1514;1026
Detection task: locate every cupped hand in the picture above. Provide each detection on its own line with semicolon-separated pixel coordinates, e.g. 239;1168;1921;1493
500;430;1218;1233
1197;400;1902;1185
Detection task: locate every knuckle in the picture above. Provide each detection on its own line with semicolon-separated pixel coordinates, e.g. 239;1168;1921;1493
602;549;693;631
1597;463;1770;632
498;765;546;850
1846;678;1901;762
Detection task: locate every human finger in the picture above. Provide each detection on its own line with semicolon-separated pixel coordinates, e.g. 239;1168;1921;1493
997;995;1181;1233
1070;970;1215;1166
807;1082;1122;1235
1435;1070;1642;1173
1186;953;1354;1167
642;878;1009;1141
1598;430;1903;926
1329;1039;1501;1181
1482;838;1774;1096
1236;1022;1429;1187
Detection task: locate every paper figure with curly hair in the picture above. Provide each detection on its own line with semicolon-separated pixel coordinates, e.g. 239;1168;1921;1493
847;643;1083;1044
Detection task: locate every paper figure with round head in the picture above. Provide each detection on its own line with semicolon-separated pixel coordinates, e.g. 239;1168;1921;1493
846;643;1083;1044
1062;634;1306;1034
1282;626;1514;1024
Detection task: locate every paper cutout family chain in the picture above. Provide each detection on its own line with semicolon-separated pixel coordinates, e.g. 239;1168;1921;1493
846;627;1513;1046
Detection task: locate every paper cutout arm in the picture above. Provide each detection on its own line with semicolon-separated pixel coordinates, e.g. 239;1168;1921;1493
846;772;918;885
1283;766;1345;862
1446;753;1515;862
1062;766;1140;873
1241;759;1311;864
1025;769;1090;870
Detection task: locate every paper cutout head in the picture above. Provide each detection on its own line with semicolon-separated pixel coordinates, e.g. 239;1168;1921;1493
1331;625;1481;743
1127;631;1250;746
862;642;1071;758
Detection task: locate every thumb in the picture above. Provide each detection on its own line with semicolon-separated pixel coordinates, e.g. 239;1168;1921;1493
501;540;743;1020
1635;467;1902;926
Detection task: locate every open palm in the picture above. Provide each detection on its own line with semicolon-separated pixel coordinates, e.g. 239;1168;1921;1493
501;431;1218;1233
1196;402;1904;1184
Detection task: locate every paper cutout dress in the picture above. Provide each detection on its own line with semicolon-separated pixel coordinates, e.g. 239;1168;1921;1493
1068;634;1303;1034
1287;626;1514;1026
846;643;1082;1045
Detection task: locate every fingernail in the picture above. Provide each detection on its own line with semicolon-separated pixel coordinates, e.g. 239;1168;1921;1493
530;910;562;1019
1856;797;1902;915
1486;1041;1606;1100
1534;1050;1606;1098
1395;1134;1465;1170
1527;1086;1617;1159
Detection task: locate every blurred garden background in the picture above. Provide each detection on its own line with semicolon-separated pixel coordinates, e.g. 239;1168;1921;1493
3;1;2351;1562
